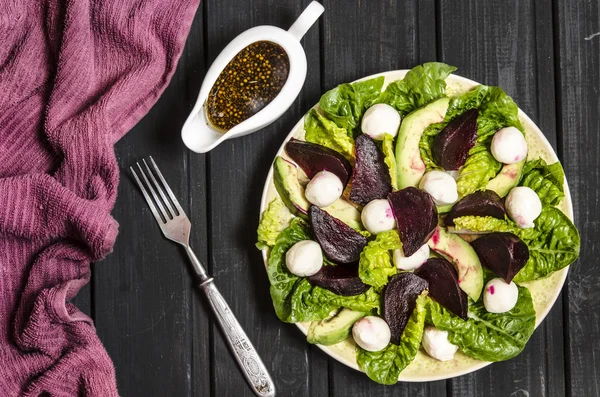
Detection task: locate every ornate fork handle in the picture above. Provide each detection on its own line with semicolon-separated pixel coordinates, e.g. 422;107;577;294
199;277;276;397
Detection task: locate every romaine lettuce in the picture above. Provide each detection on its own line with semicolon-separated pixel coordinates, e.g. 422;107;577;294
520;158;565;206
268;219;380;323
256;197;290;249
358;230;401;290
376;62;457;116
427;285;535;362
381;133;398;190
357;294;427;385
304;109;355;160
319;77;385;137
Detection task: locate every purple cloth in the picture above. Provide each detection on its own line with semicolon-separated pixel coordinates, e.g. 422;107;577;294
0;0;200;395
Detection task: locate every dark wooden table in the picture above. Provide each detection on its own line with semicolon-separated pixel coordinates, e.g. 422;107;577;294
74;0;600;396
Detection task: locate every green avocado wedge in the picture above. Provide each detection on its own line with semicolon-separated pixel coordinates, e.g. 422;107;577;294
486;159;526;197
307;308;368;346
395;97;450;189
427;226;484;301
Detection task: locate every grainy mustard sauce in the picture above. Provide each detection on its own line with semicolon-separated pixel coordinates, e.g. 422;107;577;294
206;41;290;131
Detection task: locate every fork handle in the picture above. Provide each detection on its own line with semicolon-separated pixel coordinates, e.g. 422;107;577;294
198;277;276;397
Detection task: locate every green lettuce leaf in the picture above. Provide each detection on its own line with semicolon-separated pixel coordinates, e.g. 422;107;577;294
304;109;355;160
256;197;291;249
319;77;385;137
427;286;536;362
268;219;380;322
420;85;523;197
520;158;565;206
357;294;427;385
358;230;401;290
453;206;580;282
376;62;457;116
381;133;398;190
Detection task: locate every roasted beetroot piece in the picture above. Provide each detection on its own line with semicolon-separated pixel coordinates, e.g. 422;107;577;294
415;258;468;319
471;232;530;283
433;108;479;170
445;190;506;226
307;263;370;296
388;187;438;257
349;134;392;206
383;273;428;344
286;138;353;186
309;206;368;264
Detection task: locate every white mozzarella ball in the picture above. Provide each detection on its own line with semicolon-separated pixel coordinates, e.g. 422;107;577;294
352;316;391;352
483;278;519;313
419;170;458;206
393;244;429;271
491;127;528;164
304;170;343;207
505;186;542;228
360;199;396;234
421;326;458;361
285;240;323;277
360;104;402;140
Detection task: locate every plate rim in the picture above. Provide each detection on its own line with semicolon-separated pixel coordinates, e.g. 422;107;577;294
258;69;573;382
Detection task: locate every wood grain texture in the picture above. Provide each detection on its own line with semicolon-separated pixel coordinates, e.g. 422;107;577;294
204;0;326;396
555;0;600;396
322;0;445;394
438;1;564;396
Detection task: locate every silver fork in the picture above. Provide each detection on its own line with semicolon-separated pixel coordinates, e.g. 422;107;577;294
130;157;275;397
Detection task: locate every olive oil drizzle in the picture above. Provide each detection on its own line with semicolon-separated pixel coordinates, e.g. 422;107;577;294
206;41;290;132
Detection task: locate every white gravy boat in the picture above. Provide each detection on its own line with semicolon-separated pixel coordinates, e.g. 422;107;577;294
182;1;324;153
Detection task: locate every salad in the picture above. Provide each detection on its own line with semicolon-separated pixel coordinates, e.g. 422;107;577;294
256;63;580;385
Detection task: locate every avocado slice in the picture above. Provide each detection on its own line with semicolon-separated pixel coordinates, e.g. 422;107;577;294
486;159;525;197
427;226;484;301
395;97;450;189
273;156;310;217
307;308;367;346
322;199;363;231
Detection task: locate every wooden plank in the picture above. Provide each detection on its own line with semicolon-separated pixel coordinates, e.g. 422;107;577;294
555;0;600;396
91;18;208;396
321;0;446;394
204;0;327;395
438;1;565;396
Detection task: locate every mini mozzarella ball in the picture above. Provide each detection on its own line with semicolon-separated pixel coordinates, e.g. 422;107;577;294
491;127;528;164
304;170;343;207
505;186;542;228
360;104;401;140
422;326;458;362
361;199;396;234
352;316;391;352
285;240;323;277
393;244;430;270
483;278;519;313
419;170;458;206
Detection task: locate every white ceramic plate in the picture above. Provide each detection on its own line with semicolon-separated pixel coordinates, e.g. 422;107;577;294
259;70;573;382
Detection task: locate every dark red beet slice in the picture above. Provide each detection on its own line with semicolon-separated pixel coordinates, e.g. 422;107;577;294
309;206;368;264
445;190;506;226
471;232;530;283
286;138;353;186
383;273;428;344
415;258;468;319
349;134;392;206
307;263;370;296
433;108;479;170
388;187;438;257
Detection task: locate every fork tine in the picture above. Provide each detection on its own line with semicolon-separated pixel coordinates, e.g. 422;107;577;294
148;156;185;216
130;166;165;225
136;162;170;222
142;158;175;219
